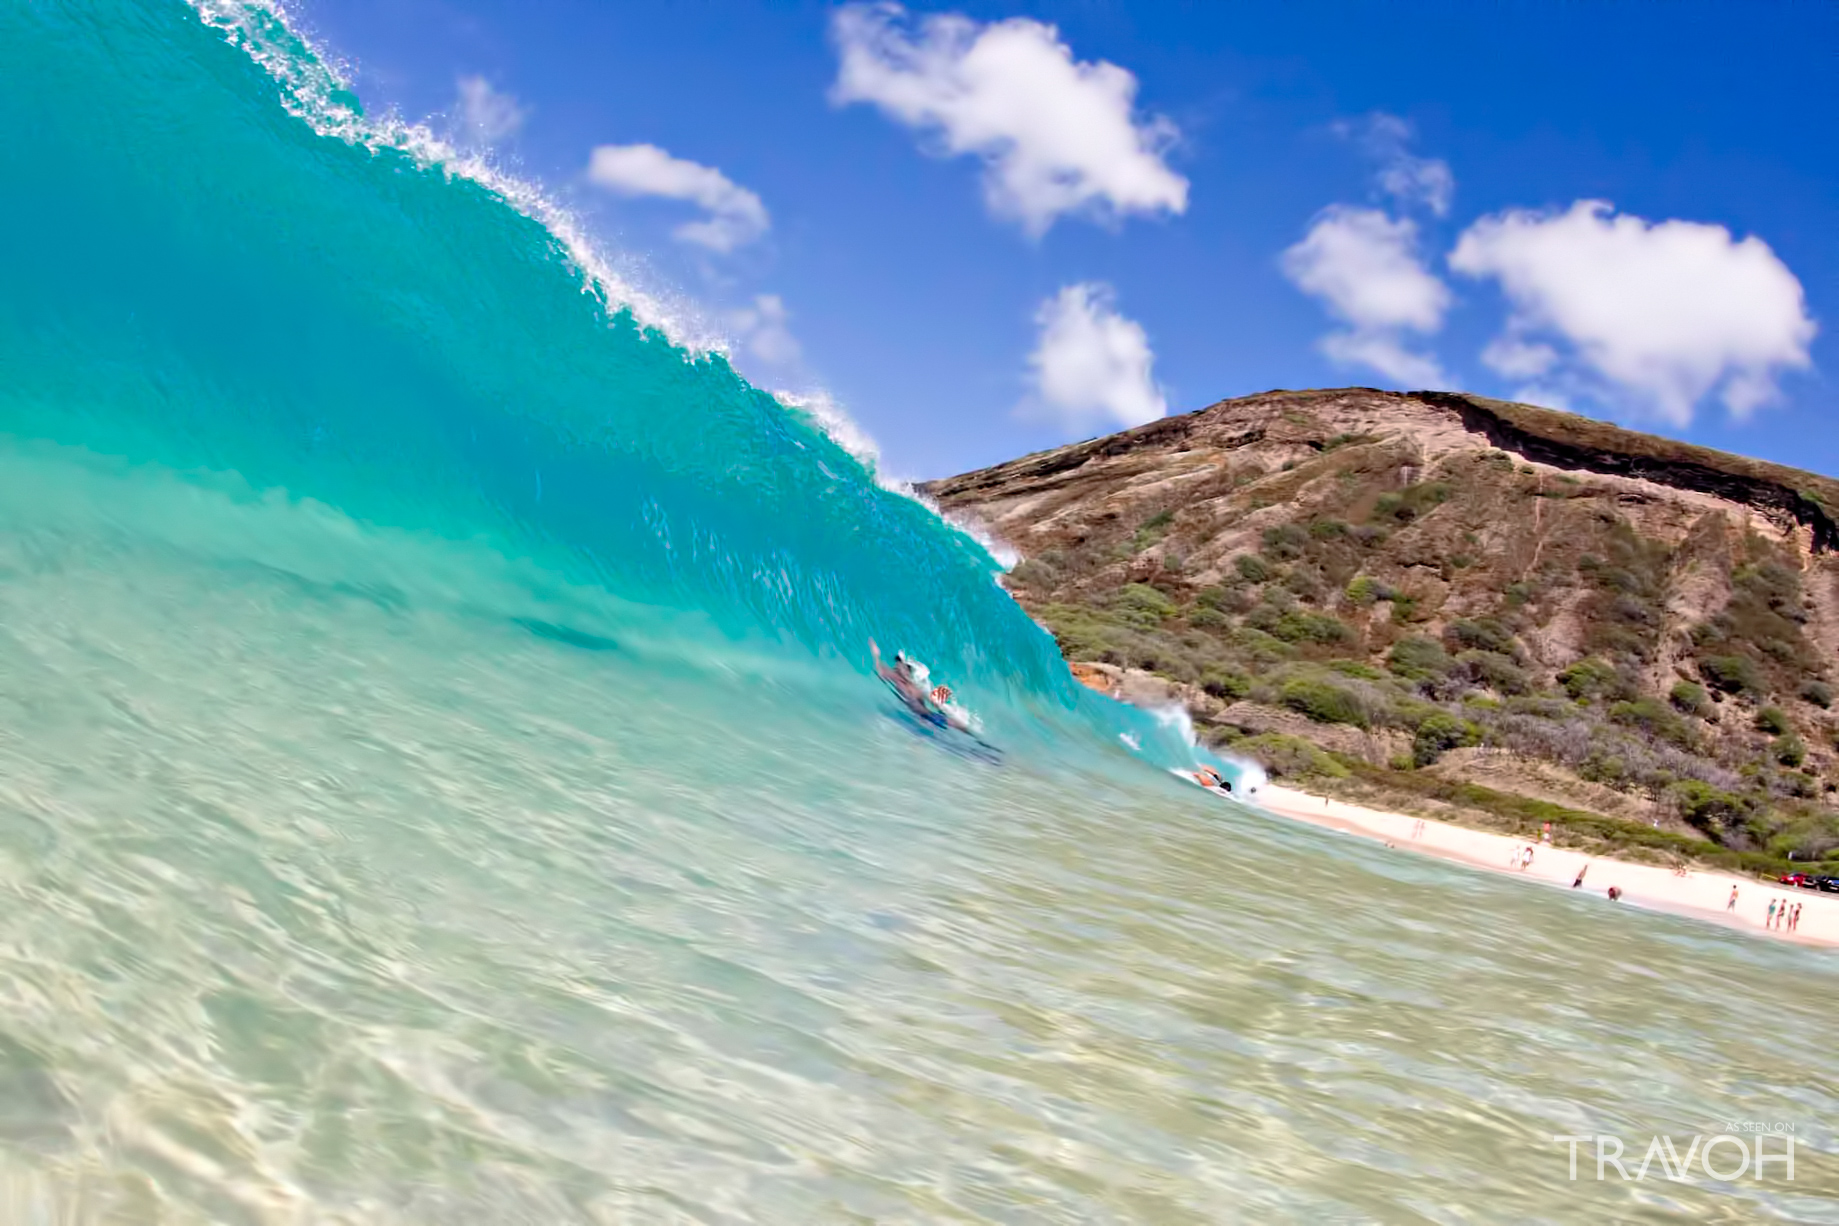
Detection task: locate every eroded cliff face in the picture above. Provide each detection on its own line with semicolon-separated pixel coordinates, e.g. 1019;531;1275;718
922;388;1839;779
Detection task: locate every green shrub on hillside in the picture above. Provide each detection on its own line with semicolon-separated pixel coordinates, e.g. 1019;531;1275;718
1755;706;1791;735
1128;510;1175;552
1455;650;1532;696
1283;566;1327;603
1200;666;1251;701
1608;698;1695;750
1670;780;1753;838
1344;575;1399;606
1801;680;1835;709
1372;481;1452;524
1413;713;1481;767
1387;635;1452;681
1280;677;1369;727
1444;618;1520;659
1669;681;1709;716
1253;608;1354;646
1308;518;1350;540
1237;733;1349;779
1233;627;1296;664
1558;657;1622;702
1235;554;1272;583
1776;734;1808;768
1112;583;1178;628
1260;523;1310;561
1701;654;1763;696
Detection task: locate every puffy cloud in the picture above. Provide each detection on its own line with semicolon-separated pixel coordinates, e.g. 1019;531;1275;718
586;144;770;252
452;76;529;146
730;294;802;366
1282;205;1451;386
1479;337;1559;380
830;3;1187;236
1338;112;1453;217
1319;332;1447;388
1024;283;1166;433
1451;201;1817;423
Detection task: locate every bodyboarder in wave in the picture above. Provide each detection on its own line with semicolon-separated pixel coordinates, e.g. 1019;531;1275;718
869;640;985;740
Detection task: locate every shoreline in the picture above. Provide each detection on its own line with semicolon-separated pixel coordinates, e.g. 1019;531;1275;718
1251;783;1838;948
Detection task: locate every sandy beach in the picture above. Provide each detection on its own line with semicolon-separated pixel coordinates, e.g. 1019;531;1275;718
1254;784;1839;948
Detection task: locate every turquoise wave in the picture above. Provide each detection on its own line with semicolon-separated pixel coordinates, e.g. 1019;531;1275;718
0;0;1221;779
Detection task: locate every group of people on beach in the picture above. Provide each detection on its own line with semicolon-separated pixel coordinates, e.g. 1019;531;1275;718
1768;897;1804;933
1728;886;1806;935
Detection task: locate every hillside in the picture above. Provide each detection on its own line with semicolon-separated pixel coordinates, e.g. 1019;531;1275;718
923;388;1839;872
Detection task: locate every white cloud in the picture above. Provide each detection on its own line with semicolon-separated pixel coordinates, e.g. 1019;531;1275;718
1479;337;1559;380
1451;200;1817;424
730;294;802;366
830;3;1187;237
1339;112;1453;217
452;76;529;146
1024;283;1166;433
586;144;770;252
1320;332;1447;387
1282;205;1451;386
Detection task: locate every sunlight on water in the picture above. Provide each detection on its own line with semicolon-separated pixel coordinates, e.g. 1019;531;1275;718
0;3;1834;1222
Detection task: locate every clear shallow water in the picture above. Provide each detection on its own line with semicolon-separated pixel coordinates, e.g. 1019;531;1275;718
1;4;1836;1223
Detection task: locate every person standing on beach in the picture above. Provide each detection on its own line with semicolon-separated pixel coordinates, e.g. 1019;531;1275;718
1521;845;1535;871
1572;864;1588;889
1766;899;1778;929
1728;886;1739;912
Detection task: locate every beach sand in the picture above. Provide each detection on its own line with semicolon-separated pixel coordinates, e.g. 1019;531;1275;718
1253;784;1837;949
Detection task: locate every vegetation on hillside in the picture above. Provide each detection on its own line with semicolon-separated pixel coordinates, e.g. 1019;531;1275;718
968;403;1839;875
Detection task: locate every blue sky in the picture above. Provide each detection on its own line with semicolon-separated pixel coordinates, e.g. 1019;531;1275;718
290;0;1836;481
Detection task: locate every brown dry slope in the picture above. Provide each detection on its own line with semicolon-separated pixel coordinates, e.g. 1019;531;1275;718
923;388;1839;870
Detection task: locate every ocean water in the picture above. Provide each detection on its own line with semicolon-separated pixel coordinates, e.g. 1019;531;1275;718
0;3;1835;1222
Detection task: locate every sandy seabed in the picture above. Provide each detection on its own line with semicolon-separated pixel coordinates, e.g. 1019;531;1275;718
1254;784;1838;948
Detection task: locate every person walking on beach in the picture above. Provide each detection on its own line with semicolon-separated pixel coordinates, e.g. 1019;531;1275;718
1766;899;1778;929
1520;845;1535;871
1790;902;1802;933
1728;886;1739;912
1572;863;1588;889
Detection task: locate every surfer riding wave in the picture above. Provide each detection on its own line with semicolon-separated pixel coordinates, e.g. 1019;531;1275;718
870;639;982;737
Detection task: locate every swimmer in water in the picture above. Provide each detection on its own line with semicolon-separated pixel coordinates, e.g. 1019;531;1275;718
870;640;940;718
1193;766;1232;793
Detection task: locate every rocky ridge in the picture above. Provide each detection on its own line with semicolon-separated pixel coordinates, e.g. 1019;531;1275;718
924;388;1839;868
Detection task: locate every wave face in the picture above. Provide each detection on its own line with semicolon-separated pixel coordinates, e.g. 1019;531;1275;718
2;0;1212;776
2;3;1837;1222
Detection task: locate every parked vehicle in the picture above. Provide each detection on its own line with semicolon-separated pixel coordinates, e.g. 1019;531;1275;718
1818;877;1839;894
1781;872;1811;887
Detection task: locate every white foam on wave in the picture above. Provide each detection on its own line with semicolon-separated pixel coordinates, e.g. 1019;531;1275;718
1149;704;1264;794
1150;703;1198;747
1224;756;1267;796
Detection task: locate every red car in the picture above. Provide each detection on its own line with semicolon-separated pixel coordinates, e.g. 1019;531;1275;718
1780;872;1811;887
